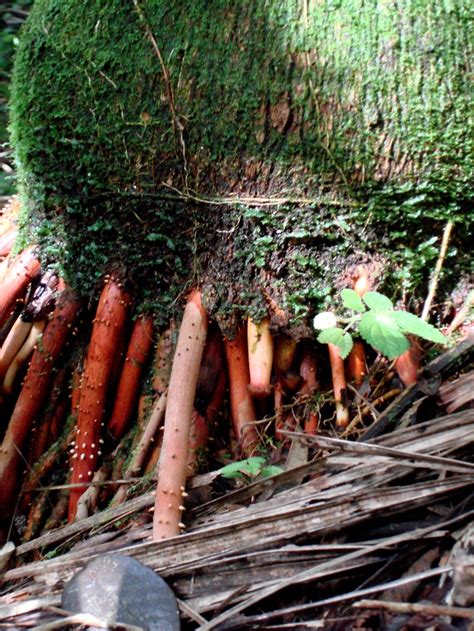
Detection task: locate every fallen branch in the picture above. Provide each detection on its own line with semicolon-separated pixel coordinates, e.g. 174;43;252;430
75;466;109;521
362;333;474;440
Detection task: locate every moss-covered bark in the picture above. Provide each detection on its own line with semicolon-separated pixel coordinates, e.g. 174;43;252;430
8;0;473;322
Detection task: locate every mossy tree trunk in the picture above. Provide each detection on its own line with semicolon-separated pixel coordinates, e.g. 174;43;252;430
8;0;473;321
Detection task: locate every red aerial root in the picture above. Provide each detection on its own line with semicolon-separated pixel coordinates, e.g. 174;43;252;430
187;409;209;476
151;321;175;395
299;347;319;435
0;228;17;259
0;316;32;382
68;276;129;521
153;290;208;540
346;340;368;386
0;286;80;524
224;326;259;456
107;314;154;441
395;340;421;387
0;247;41;327
347;267;370;386
327;343;349;429
247;316;273;398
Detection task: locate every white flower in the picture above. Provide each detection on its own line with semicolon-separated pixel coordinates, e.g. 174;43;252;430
313;311;337;330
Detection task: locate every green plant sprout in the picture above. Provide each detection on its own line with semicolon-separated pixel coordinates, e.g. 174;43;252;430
313;289;447;360
219;457;283;481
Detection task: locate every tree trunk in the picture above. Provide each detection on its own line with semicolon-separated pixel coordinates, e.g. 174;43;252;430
8;0;472;320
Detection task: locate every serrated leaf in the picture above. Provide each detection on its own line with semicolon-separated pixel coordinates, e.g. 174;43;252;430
313;311;337;330
318;327;353;359
317;327;343;345
362;291;393;311
359;310;410;359
220;457;266;479
341;288;366;312
392;311;447;345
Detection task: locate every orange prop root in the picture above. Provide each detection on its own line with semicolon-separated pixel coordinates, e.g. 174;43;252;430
0;286;80;524
328;343;349;429
224;326;259;456
187;409;209;476
247;316;273;398
153;290;207;540
2;321;45;396
395;340;420;387
346;340;368;386
68;276;129;521
347;266;370;387
107;314;154;441
299;347;319;435
152;321;175;396
0;316;32;383
0;247;41;327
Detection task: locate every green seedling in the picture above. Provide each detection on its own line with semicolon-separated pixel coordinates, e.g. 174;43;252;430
313;289;447;360
220;456;283;481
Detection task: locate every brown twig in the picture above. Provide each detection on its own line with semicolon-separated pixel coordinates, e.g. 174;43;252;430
421;220;453;321
110;390;167;507
344;387;401;435
131;0;189;186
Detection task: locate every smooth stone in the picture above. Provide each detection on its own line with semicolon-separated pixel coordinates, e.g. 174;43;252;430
61;553;180;630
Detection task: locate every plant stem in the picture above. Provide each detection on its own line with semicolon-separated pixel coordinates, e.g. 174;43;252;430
421;221;453;322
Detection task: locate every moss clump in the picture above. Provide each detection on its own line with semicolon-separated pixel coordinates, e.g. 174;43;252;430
9;0;474;316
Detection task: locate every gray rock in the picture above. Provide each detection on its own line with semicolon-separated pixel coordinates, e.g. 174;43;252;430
61;553;180;630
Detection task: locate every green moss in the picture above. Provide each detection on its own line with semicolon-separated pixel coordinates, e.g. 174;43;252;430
9;0;473;317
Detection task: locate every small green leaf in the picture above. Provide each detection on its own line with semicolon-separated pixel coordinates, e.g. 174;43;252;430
220;457;266;479
313;311;337;330
243;457;267;476
318;327;343;344
219;466;245;479
318;327;353;359
362;291;393;311
392;311;447;345
359;310;410;359
260;465;284;478
341;288;366;312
